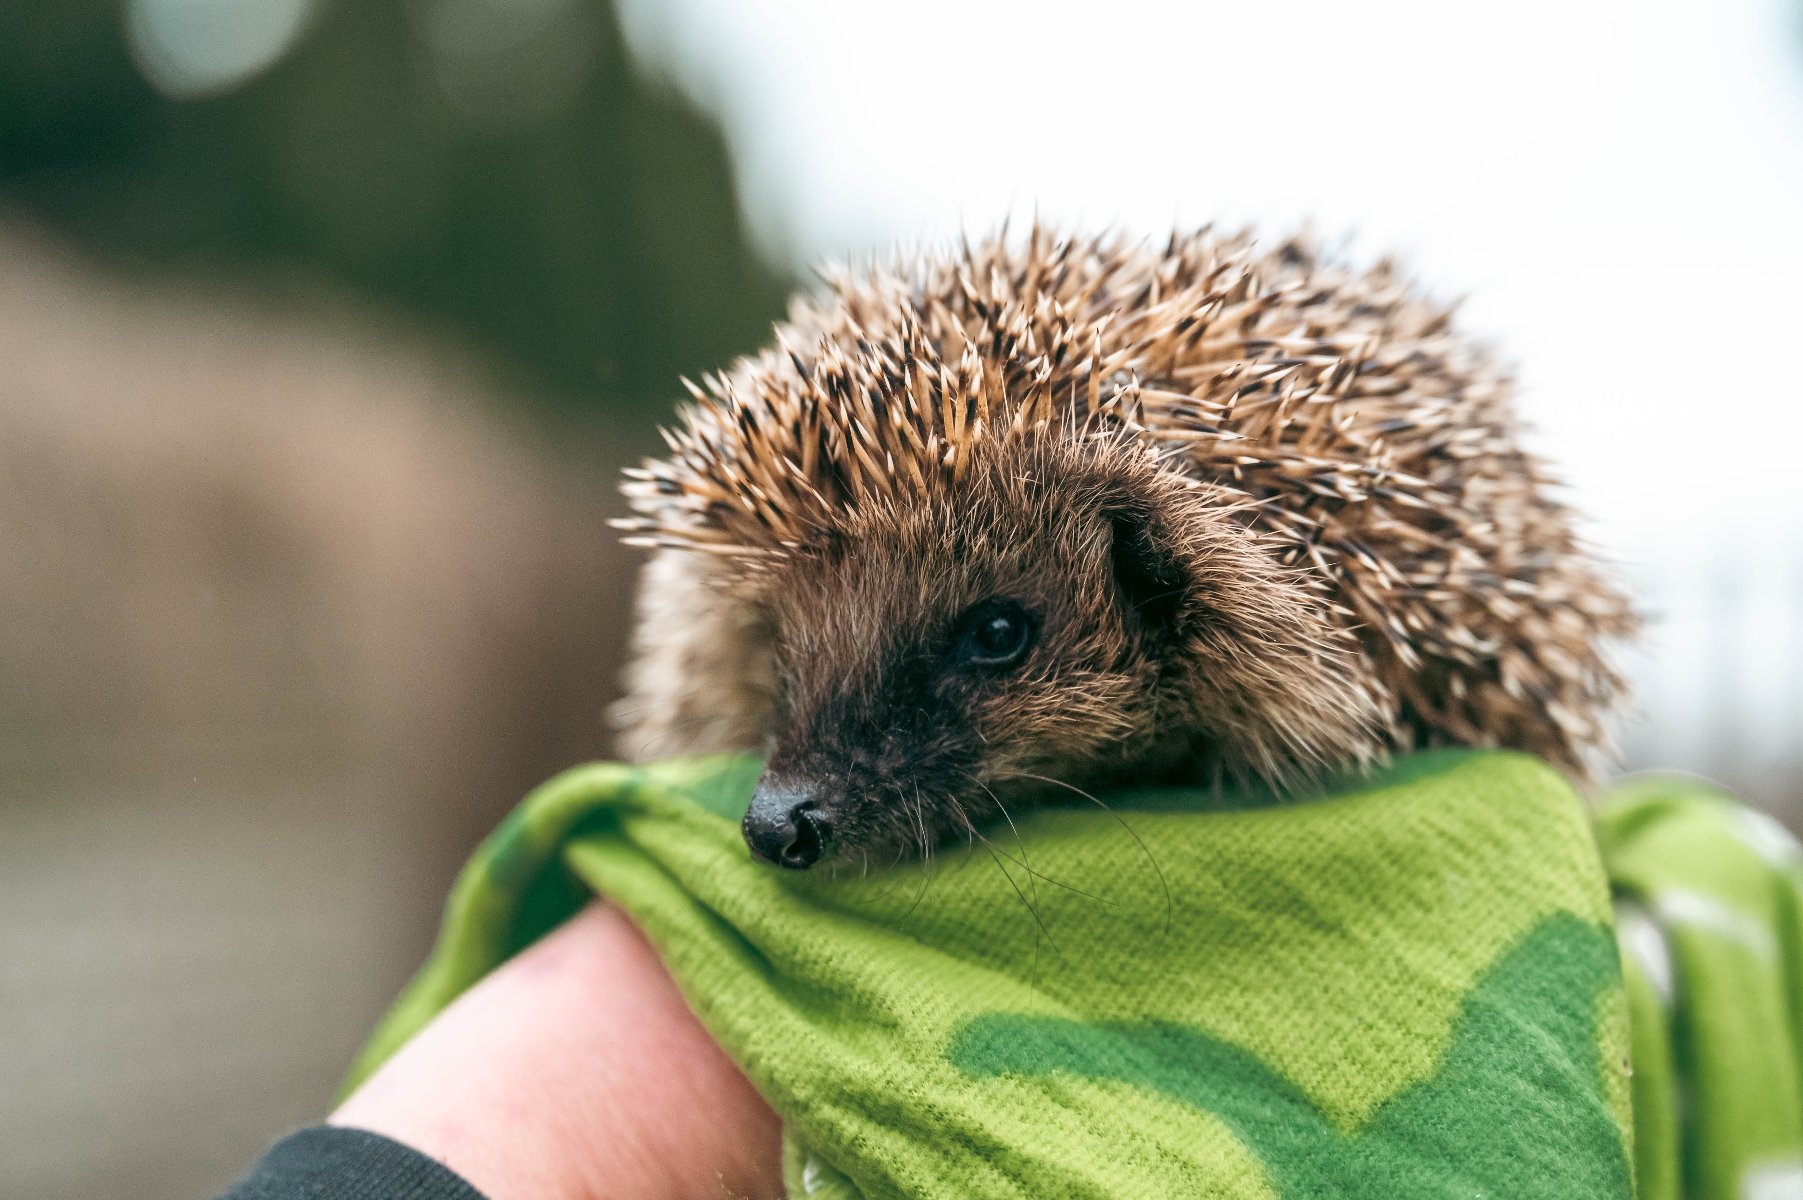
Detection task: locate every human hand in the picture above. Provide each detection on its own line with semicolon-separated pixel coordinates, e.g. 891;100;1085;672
331;902;783;1200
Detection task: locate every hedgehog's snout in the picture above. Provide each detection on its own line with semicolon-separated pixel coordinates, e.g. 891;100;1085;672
744;773;833;869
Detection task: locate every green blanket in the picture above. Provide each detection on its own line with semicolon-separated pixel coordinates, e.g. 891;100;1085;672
346;752;1803;1198
1602;777;1803;1199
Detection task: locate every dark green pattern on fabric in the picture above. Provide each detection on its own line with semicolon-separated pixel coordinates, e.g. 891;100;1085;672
949;913;1629;1197
345;752;1798;1198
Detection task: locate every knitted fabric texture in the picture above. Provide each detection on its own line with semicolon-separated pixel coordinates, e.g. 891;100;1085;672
343;752;1798;1198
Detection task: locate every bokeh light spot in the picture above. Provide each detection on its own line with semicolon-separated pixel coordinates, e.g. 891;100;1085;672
126;0;320;100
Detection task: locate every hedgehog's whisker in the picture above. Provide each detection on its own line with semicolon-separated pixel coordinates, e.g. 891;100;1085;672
950;773;1118;908
890;783;937;925
950;793;977;856
993;769;1173;937
960;765;1120;905
956;770;1067;983
961;770;1043;942
952;798;1061;976
914;782;939;912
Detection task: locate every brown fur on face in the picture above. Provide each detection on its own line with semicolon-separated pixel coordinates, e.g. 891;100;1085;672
613;227;1638;867
735;436;1382;863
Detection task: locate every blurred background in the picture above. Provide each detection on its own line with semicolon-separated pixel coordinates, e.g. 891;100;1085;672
1;1;1798;1196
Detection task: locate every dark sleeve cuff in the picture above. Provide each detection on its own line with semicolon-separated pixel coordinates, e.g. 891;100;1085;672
216;1125;489;1200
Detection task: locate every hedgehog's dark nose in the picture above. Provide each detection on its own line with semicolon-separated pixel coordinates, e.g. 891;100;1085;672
743;777;832;869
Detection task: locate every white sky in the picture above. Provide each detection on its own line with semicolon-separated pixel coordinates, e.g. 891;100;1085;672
618;0;1803;568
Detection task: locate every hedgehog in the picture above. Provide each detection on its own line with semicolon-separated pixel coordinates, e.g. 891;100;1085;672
613;225;1637;871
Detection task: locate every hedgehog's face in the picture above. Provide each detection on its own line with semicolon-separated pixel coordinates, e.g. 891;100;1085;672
744;508;1147;868
739;441;1369;870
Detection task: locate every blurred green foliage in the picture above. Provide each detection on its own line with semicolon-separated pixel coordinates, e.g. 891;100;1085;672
0;0;791;412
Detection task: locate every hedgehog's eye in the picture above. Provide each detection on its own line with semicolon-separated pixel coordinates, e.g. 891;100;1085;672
952;599;1036;669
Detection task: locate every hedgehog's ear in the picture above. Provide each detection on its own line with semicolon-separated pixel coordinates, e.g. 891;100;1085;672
1104;501;1191;641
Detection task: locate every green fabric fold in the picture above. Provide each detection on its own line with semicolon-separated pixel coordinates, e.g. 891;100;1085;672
344;751;1800;1198
1601;776;1803;1199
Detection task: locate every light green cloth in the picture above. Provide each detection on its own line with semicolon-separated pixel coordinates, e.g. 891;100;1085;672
344;751;1800;1198
1601;776;1803;1199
